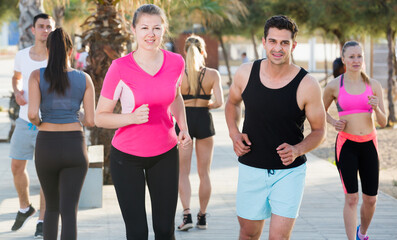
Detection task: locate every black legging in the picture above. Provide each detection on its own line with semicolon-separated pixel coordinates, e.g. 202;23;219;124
110;145;179;240
35;131;88;240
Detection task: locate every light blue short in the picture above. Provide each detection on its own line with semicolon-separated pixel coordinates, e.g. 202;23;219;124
9;118;38;160
236;162;306;220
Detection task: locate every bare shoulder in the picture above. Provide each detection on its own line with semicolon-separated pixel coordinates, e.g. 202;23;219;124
30;69;41;82
83;72;94;86
234;62;253;86
299;73;321;91
323;77;340;91
369;78;382;89
205;67;221;78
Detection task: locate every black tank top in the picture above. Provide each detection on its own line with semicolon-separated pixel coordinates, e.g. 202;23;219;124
239;59;308;169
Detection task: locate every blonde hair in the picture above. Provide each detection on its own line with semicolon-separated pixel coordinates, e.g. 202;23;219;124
184;35;207;96
341;41;370;84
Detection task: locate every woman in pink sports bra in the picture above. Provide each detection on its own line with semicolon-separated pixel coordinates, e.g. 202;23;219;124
323;41;386;240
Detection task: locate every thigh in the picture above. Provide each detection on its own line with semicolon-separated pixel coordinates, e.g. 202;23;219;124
269;164;306;219
195;137;214;175
195;109;215;139
358;140;379;196
146;147;179;226
268;214;296;239
110;147;147;226
35;135;61;210
336;140;359;194
10;118;37;160
236;163;271;220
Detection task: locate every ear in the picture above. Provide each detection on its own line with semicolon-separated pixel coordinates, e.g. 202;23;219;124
131;25;136;35
31;26;36;35
262;37;266;47
291;41;297;51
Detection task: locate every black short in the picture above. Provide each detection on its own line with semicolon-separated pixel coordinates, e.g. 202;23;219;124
175;107;215;139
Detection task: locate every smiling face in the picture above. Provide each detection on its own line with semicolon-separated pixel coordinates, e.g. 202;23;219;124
342;45;363;73
262;27;297;66
32;18;55;43
132;13;165;51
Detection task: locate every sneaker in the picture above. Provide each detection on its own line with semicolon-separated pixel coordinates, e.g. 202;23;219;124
34;222;43;239
196;212;208;229
356;225;369;240
11;205;36;231
177;213;193;231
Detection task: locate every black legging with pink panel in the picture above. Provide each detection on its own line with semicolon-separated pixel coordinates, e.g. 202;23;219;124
35;131;88;240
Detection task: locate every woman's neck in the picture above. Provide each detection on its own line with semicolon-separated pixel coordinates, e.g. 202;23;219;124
344;71;362;83
133;48;162;62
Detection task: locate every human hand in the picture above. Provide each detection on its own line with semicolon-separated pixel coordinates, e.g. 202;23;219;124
231;132;251;157
368;95;379;111
276;143;299;166
15;90;27;106
131;104;149;124
333;119;347;132
178;130;192;149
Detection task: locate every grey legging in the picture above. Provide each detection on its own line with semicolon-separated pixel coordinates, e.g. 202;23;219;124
35;131;88;240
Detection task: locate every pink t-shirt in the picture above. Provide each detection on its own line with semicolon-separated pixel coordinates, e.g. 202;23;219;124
101;49;185;157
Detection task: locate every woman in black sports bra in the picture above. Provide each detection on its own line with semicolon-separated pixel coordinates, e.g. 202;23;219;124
176;35;223;231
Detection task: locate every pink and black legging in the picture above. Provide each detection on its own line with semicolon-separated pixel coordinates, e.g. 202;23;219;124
335;130;379;196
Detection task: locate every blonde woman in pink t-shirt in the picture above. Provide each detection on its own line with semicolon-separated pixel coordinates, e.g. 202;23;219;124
95;4;191;240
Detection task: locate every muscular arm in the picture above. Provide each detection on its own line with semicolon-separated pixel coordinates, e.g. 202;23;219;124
12;71;27;106
27;70;41;126
277;75;326;165
225;64;252;156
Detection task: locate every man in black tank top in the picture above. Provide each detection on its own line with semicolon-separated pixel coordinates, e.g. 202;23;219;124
225;15;326;240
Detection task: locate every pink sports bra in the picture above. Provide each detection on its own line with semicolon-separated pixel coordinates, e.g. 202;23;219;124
337;74;373;116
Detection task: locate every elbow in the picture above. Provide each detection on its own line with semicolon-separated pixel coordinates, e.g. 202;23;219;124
85;119;95;128
27;112;37;123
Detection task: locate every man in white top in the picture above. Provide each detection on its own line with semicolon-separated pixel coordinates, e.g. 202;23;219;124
77;43;89;70
10;13;54;239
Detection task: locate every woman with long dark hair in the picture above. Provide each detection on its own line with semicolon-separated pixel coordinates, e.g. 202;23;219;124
28;27;95;240
323;41;386;240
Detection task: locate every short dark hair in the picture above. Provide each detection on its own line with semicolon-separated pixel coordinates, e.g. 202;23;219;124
264;15;298;40
33;13;51;27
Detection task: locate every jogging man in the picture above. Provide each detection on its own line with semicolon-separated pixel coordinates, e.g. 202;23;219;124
225;15;326;240
10;13;55;239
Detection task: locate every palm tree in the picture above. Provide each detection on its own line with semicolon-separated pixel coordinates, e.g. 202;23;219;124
18;0;44;49
182;0;247;85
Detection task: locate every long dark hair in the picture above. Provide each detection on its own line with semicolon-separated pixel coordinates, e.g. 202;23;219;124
44;27;73;95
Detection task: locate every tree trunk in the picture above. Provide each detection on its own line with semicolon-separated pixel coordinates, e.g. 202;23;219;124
386;25;396;126
18;0;44;49
216;32;232;86
322;34;328;86
250;30;259;60
81;1;132;184
52;5;65;28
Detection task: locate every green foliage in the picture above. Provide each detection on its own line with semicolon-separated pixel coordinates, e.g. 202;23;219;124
0;0;19;22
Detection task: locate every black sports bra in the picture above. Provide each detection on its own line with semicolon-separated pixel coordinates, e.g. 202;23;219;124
182;68;212;100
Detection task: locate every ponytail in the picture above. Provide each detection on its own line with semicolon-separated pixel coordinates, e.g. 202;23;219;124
184;35;206;96
44;27;73;95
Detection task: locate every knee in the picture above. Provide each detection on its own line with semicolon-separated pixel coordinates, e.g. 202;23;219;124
363;196;377;207
197;168;210;180
239;227;261;240
11;161;26;176
345;195;359;207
